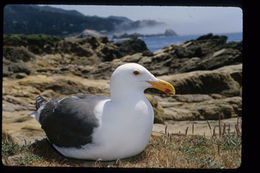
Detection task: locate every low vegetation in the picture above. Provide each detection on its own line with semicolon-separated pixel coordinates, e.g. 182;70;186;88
4;34;61;47
2;132;241;168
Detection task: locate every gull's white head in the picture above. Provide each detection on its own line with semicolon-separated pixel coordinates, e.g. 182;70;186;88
110;63;175;100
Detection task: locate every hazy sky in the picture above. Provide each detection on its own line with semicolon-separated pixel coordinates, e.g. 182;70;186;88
45;5;242;35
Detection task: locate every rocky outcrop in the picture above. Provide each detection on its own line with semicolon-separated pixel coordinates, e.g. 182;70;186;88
72;29;105;38
158;64;242;96
3;75;109;108
113;29;177;39
3;64;242;120
2;33;242;145
3;33;242;80
114;38;149;57
3;36;150;79
157;95;242;121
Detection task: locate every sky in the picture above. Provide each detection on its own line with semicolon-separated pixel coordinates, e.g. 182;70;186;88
45;5;242;35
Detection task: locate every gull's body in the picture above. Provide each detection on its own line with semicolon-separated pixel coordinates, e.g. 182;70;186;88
30;63;175;161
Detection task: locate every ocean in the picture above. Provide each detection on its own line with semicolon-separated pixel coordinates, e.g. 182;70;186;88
112;32;242;52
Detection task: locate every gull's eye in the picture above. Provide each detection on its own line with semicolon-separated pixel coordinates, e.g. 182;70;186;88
133;70;140;76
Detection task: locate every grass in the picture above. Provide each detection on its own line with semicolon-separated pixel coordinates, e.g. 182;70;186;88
2;132;241;168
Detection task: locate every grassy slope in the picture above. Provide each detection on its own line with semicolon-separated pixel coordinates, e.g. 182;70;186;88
2;133;241;168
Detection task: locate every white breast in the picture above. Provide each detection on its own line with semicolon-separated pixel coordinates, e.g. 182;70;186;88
53;96;154;161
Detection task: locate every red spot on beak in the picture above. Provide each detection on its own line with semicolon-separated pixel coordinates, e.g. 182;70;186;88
165;89;171;93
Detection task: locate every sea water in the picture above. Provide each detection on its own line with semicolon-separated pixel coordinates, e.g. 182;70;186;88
112;32;242;52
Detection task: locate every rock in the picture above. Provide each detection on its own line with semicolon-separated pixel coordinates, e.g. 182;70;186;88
225;41;242;52
196;33;227;44
197;48;242;70
192;98;235;120
3;74;110;113
17;74;109;95
193;33;228;55
2;102;28;112
142;50;154;56
2;111;45;145
2;34;243;146
73;29;105;38
8;62;31;75
3;46;35;62
120;53;143;63
107;34;241;76
163;107;196;121
174;45;202;58
158;96;241;121
15;73;27;79
197;97;242;120
164;29;177;36
216;64;242;86
175;57;201;73
173;94;213;103
113;29;177;39
158;64;241;96
58;39;94;57
3;65;12;77
3;79;41;101
115;38;149;57
99;45;121;61
3;34;242;81
146;94;167;123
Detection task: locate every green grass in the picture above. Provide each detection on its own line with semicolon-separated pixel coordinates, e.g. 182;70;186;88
2;133;241;168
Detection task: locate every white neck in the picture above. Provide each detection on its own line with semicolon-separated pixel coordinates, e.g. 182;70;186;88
110;79;147;102
111;87;145;102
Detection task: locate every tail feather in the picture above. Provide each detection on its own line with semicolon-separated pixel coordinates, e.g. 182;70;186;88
29;96;47;123
36;96;47;110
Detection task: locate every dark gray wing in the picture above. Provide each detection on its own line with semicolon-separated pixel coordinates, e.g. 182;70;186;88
39;94;109;148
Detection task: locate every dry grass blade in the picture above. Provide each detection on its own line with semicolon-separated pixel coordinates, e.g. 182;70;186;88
217;143;221;156
206;120;212;136
213;126;216;137
228;124;231;135
222;123;226;136
237;117;242;130
164;136;168;145
185;127;189;136
218;114;222;138
235;124;241;136
165;125;168;135
192;122;194;135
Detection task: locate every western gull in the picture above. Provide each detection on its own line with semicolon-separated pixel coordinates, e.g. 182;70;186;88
30;63;175;161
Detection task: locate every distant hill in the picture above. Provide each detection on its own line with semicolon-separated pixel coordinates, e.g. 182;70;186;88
4;5;165;37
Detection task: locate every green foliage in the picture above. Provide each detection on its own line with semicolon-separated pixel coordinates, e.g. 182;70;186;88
2;141;20;156
16;153;42;165
26;34;61;46
3;34;62;55
177;135;210;156
222;134;241;151
4;34;61;47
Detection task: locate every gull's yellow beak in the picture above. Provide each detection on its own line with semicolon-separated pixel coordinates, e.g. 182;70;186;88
147;79;175;95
